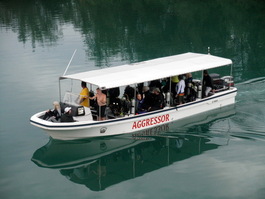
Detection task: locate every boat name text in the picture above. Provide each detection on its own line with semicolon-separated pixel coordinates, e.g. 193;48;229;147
132;114;170;129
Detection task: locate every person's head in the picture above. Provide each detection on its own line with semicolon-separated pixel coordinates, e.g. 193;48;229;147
142;86;149;93
203;70;208;76
64;107;71;114
178;75;183;80
96;88;102;94
186;73;192;78
53;101;60;110
81;81;87;88
153;88;160;95
137;93;142;100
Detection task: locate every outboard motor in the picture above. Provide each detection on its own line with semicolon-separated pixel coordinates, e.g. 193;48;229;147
221;76;234;89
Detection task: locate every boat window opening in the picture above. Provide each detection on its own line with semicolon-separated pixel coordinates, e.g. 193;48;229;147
31;53;237;139
58;79;62;102
58;71;235;121
230;64;233;77
58;64;235;121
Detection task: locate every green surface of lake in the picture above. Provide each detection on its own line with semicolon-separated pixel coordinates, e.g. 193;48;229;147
0;1;265;199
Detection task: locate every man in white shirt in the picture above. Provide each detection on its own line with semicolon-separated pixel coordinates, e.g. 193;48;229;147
176;75;186;105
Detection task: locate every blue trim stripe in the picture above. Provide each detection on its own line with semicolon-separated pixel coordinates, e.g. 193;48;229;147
30;89;237;129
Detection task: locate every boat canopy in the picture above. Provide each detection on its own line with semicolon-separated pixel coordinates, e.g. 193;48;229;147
60;52;232;89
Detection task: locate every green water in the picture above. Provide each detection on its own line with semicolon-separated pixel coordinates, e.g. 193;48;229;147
0;1;265;199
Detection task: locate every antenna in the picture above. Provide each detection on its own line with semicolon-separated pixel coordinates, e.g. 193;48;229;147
63;49;77;76
208;47;210;54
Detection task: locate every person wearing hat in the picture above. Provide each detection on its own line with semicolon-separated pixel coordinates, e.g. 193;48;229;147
149;87;165;111
61;107;74;122
43;101;62;122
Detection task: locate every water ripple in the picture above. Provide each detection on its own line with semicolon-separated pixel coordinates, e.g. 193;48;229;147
236;76;265;85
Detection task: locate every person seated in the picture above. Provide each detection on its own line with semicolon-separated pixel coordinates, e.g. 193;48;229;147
61;107;75;122
203;70;214;97
43;101;62;122
108;87;120;105
109;97;122;116
149;80;162;92
142;86;153;111
136;93;146;114
176;75;185;105
148;88;165;111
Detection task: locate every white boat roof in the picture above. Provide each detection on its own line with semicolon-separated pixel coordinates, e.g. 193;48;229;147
60;52;232;89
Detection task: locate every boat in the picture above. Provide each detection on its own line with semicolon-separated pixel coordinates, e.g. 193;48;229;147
30;52;237;140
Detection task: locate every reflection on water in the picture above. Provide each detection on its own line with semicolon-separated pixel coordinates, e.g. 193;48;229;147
33;135;219;191
1;0;265;80
32;135;225;191
32;105;236;191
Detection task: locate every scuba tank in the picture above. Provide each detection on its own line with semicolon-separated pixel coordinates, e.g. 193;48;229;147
198;85;202;99
131;99;136;115
166;92;171;107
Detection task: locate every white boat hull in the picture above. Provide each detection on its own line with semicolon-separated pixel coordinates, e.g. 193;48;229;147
30;88;237;140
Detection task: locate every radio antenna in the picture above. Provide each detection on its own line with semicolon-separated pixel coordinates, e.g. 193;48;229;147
63;49;77;76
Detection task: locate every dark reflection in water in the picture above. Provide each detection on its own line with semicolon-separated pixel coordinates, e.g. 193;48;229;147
33;135;219;191
32;105;236;191
1;0;265;81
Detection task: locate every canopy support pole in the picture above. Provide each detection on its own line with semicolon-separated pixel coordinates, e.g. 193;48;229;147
202;70;204;98
230;64;233;77
59;78;62;102
99;103;101;120
169;77;172;106
133;84;137;115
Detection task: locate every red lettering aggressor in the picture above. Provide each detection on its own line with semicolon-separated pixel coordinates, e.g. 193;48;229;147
132;114;170;129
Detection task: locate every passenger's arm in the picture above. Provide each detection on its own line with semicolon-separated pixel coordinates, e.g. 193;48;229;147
89;95;97;100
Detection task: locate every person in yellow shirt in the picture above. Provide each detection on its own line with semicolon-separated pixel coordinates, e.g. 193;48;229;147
171;75;179;96
79;81;89;107
171;75;179;84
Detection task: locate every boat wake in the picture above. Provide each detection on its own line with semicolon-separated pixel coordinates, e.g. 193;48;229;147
153;77;265;142
236;76;265;85
209;77;265;142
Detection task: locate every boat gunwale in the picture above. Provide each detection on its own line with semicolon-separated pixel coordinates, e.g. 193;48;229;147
30;88;237;129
